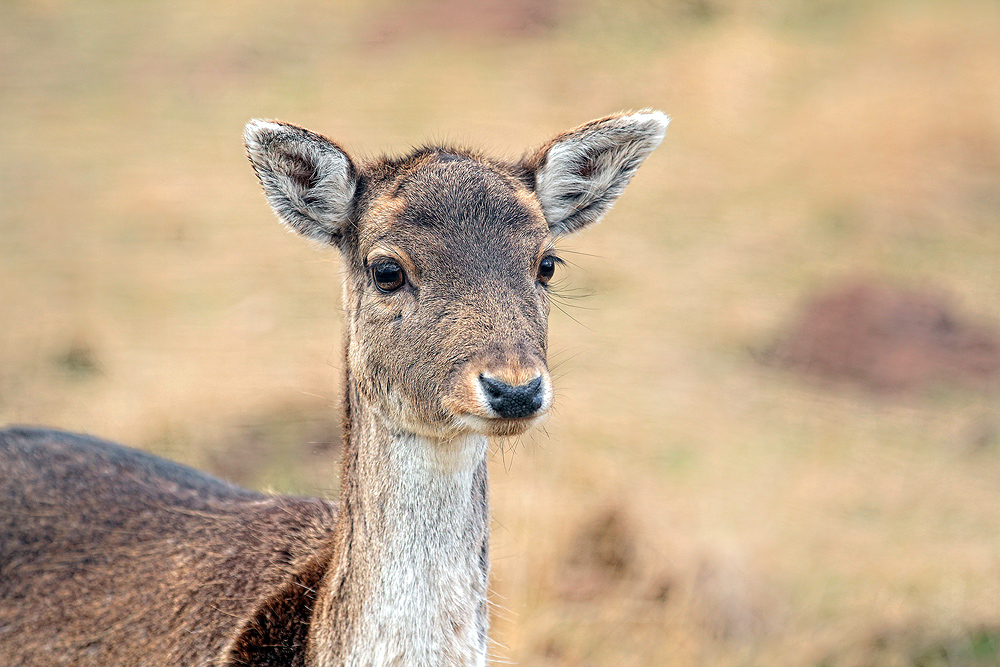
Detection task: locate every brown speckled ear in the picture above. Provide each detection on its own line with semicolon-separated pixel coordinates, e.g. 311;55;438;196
521;110;669;236
244;120;358;247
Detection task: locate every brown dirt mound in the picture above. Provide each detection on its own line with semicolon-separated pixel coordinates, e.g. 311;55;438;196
767;279;1000;393
556;507;639;601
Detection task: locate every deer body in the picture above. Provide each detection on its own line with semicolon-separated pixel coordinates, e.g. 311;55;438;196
0;111;667;666
0;427;338;665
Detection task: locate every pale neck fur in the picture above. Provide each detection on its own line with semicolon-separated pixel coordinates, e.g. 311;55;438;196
311;380;491;667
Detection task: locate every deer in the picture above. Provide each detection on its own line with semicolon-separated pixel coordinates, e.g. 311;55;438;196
0;110;668;666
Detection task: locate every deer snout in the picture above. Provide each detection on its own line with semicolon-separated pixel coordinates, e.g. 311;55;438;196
479;374;545;419
442;359;551;436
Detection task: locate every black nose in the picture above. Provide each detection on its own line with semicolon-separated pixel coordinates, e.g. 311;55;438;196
479;375;545;419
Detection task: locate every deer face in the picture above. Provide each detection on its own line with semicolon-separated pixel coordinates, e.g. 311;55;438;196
245;112;667;439
342;154;556;438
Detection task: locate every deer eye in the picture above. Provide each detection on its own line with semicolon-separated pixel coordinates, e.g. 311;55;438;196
537;256;560;285
372;260;406;293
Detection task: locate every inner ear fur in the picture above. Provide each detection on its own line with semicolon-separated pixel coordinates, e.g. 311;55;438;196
522;110;669;237
244;120;358;247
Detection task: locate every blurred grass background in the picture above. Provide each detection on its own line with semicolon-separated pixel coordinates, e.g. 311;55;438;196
1;0;998;665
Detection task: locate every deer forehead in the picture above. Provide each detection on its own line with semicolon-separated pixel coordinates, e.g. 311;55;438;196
358;155;552;273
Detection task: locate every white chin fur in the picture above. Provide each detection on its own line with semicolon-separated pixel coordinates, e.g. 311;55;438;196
452;413;546;438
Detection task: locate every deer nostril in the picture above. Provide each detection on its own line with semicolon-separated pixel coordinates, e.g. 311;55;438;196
479;375;545;419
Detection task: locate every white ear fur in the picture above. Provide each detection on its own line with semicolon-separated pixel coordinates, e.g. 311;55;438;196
527;110;669;236
244;120;357;245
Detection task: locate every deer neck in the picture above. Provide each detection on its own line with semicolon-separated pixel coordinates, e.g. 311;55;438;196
310;371;491;667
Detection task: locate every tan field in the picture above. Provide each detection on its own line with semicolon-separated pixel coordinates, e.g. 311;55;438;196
1;0;998;664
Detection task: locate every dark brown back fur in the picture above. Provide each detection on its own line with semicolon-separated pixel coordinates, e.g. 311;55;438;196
0;426;336;666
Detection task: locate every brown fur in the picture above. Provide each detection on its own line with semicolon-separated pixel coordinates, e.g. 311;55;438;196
0;111;667;666
0;427;337;666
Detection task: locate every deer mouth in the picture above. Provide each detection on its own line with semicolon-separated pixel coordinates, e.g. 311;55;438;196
452;411;548;438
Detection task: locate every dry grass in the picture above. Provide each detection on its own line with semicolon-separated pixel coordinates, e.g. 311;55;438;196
2;0;998;664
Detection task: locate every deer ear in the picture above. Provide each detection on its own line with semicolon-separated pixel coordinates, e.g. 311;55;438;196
523;110;669;237
244;120;358;246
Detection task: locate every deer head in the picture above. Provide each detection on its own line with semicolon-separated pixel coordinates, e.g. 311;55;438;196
244;112;668;442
